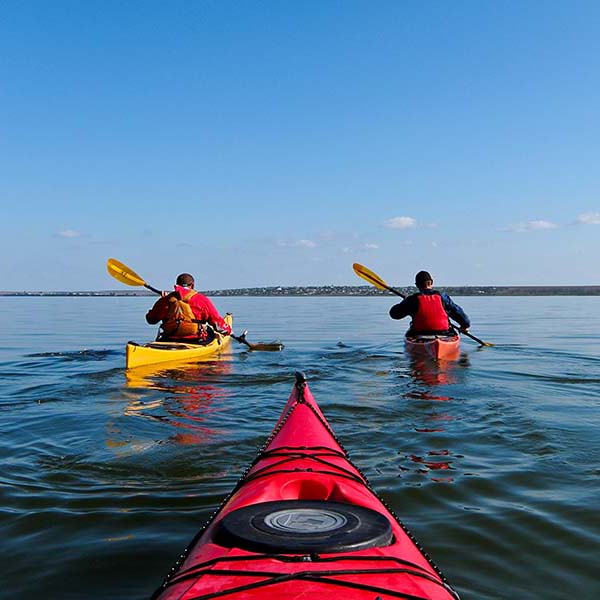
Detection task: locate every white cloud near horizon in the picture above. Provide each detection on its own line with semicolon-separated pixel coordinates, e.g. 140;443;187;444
507;220;558;232
576;212;600;225
278;239;317;248
341;243;378;253
295;239;317;248
385;216;417;229
56;229;81;238
317;230;348;242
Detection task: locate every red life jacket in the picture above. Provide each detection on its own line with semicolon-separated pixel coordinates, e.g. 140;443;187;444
411;292;450;332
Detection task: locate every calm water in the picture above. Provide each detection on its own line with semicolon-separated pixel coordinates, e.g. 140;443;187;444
0;295;598;599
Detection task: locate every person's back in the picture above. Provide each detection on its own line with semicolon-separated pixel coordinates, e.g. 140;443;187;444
389;270;470;336
146;273;232;342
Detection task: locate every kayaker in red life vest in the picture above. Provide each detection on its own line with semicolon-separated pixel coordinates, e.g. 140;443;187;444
389;270;471;336
145;273;232;342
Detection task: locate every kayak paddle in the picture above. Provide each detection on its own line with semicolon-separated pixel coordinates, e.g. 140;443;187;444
352;262;493;347
232;330;284;352
107;257;162;295
106;258;284;351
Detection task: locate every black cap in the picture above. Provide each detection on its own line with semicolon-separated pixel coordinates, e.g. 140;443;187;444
415;270;433;288
176;273;195;286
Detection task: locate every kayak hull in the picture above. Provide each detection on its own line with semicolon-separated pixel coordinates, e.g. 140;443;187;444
125;314;233;369
152;373;459;600
405;334;460;360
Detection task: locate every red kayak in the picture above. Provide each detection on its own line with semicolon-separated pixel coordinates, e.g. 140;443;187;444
405;334;460;360
152;373;460;600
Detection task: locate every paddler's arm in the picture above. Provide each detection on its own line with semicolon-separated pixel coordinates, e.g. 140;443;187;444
441;293;470;330
145;293;172;324
389;295;417;320
200;296;232;335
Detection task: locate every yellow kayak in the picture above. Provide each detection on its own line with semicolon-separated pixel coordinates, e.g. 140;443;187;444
125;314;233;369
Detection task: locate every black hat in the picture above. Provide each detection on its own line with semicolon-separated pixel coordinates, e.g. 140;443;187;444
415;270;433;288
176;273;195;286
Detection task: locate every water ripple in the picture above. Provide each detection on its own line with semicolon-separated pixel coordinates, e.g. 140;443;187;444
0;296;598;599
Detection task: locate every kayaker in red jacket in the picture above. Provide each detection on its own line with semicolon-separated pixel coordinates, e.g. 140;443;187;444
389;270;470;336
146;273;232;342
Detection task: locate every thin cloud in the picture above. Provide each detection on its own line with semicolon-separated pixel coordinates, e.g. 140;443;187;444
507;220;558;232
341;243;379;254
576;212;600;225
278;239;317;248
385;216;417;229
294;239;317;248
317;230;361;242
56;229;82;238
529;220;558;230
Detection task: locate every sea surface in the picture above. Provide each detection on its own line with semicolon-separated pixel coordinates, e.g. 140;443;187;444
0;295;598;599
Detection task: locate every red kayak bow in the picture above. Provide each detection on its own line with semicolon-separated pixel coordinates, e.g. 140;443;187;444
152;372;460;600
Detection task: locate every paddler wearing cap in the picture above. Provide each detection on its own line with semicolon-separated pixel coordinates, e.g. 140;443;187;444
145;273;232;343
389;270;471;336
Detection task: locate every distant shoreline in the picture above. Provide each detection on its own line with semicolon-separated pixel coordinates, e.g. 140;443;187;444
2;285;599;297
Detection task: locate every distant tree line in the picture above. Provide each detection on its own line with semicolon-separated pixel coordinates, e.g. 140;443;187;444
2;285;599;297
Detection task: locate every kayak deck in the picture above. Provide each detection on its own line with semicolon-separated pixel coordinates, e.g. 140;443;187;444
405;333;460;360
152;373;459;600
125;314;233;369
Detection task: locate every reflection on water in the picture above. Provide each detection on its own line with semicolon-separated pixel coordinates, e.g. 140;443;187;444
408;351;470;390
108;358;234;447
399;352;471;484
407;448;464;484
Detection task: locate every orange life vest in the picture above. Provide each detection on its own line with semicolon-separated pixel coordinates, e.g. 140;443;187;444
160;290;205;338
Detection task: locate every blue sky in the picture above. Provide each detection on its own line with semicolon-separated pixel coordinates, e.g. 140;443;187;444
1;1;599;291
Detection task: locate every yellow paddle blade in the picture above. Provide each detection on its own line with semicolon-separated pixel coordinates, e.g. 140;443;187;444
352;263;389;291
106;258;146;287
